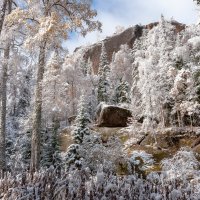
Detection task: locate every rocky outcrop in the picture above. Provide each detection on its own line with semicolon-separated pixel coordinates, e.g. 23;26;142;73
96;104;132;127
80;25;143;73
77;21;185;74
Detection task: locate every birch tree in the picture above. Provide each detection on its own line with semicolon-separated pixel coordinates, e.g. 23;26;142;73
5;0;101;172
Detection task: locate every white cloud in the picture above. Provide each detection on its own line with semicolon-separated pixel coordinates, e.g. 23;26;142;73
64;0;198;53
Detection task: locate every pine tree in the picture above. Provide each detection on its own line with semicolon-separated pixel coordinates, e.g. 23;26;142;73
99;43;109;74
97;43;110;103
65;95;91;169
113;79;130;104
87;58;93;76
41;121;62;168
21;131;32;169
15;69;32;117
0;0;7;35
88;89;97;120
65;144;81;168
80;57;88;76
73;95;90;144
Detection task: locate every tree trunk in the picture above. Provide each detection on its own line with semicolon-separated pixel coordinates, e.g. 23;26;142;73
0;0;8;121
72;81;75;115
30;41;46;172
190;115;193;132
0;0;7;35
0;0;11;174
0;45;10;172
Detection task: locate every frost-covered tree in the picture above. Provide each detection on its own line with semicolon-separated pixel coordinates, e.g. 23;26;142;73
78;135;126;174
166;24;200;127
0;0;7;35
5;52;32;118
41;127;62;168
99;43;109;72
4;0;101;171
73;95;90;144
97;43;110;103
20;131;32;169
169;68;193;126
65;95;91;169
62;52;96;118
113;78;130;104
62;51;87;116
6;67;33;171
87;89;97;120
87;58;93;76
110;44;133;86
79;57;88;76
162;147;199;181
0;0;12;172
42;51;68;125
131;17;176;130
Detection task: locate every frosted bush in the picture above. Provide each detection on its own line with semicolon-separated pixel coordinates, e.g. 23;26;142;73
188;36;200;49
129;150;154;171
162;147;200;181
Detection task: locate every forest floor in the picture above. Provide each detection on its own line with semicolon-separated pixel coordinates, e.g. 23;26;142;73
59;125;200;174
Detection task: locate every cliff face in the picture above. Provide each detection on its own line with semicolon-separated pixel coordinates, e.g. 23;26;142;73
76;21;185;74
80;25;143;74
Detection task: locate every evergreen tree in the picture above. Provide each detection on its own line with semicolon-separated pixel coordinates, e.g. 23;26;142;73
65;144;81;169
87;58;93;76
73;95;91;144
65;95;91;169
98;43;109;73
113;79;130;104
88;89;97;120
80;57;88;76
41;122;62;168
21;131;32;169
15;69;32;117
97;43;110;103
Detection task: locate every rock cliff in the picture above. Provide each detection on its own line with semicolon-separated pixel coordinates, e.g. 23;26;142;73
76;21;185;74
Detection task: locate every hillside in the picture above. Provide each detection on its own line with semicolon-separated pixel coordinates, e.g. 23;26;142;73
1;12;200;200
56;18;200;198
75;21;185;73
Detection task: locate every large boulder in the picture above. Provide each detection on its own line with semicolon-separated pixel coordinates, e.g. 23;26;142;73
96;104;132;127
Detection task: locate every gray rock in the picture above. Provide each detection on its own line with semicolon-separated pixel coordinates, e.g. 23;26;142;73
96;104;132;127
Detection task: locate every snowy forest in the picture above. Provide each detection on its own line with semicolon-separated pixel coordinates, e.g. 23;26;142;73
0;0;200;199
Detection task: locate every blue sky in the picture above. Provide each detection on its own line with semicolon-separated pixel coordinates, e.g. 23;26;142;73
64;0;199;53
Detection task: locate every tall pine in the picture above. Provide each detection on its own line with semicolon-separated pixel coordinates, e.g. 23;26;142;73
65;95;90;169
73;95;90;144
97;43;110;103
113;79;130;104
40;124;62;168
